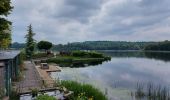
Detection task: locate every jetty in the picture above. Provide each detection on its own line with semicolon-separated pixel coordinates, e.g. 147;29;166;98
13;60;72;99
35;63;61;87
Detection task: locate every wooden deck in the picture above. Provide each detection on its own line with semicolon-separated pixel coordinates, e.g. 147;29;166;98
35;64;61;87
12;61;73;99
14;61;42;94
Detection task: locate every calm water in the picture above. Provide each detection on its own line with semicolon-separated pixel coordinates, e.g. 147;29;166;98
51;51;170;100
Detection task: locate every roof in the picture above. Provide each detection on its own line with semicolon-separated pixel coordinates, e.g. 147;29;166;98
0;50;20;60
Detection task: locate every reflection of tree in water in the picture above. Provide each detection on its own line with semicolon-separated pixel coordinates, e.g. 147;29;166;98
102;51;145;58
58;59;109;68
144;52;170;62
70;60;105;68
101;51;170;62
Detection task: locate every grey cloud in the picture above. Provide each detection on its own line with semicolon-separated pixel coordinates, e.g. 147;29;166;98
9;0;170;44
90;0;170;35
37;0;104;23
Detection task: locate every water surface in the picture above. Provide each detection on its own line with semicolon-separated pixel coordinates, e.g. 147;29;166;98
51;51;170;100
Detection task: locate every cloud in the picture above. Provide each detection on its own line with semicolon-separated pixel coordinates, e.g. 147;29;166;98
9;0;170;44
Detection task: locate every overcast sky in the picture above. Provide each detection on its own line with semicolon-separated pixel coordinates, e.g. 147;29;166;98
9;0;170;44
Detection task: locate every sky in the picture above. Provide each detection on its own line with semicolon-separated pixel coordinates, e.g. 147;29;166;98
9;0;170;44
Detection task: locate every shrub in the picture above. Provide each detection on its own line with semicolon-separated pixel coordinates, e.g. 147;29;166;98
32;53;54;59
47;57;73;63
30;88;39;97
71;51;104;58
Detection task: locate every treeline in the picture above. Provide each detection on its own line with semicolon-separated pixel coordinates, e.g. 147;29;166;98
144;40;170;51
11;41;157;51
52;41;155;51
11;40;170;51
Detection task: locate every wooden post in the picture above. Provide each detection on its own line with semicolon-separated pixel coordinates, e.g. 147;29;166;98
4;60;11;96
15;55;19;77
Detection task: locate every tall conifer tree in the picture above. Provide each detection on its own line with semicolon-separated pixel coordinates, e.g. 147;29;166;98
25;24;35;59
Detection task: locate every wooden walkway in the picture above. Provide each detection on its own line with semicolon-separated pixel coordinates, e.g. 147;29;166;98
14;61;42;93
12;61;73;98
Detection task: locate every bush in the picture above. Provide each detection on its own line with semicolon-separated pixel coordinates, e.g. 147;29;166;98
71;51;104;58
35;94;56;100
32;53;54;59
61;80;107;100
31;88;39;97
47;57;73;63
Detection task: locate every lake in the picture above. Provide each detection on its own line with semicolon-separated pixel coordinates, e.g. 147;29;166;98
51;51;170;100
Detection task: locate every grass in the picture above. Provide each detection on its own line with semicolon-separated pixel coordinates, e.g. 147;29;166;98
60;80;107;100
46;51;111;67
35;94;56;100
133;83;170;100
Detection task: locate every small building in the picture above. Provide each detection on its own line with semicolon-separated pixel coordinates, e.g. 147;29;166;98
0;50;20;96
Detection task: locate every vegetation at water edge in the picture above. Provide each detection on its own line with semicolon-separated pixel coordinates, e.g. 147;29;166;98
61;80;107;100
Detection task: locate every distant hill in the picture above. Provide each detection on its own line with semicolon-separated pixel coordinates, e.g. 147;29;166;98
11;41;158;51
11;42;25;49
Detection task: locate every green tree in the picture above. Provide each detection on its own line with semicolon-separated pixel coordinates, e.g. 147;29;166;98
25;24;35;59
37;41;53;53
0;0;13;49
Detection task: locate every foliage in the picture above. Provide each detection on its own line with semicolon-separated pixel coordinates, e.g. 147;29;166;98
71;51;104;58
77;92;94;100
32;52;54;59
47;51;111;67
30;88;39;97
11;41;156;50
0;0;13;16
37;41;53;51
144;40;170;51
61;80;107;100
35;94;56;100
0;0;13;49
25;24;35;59
53;41;155;51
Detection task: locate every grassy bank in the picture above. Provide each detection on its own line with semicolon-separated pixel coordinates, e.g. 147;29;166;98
61;80;107;100
47;51;111;67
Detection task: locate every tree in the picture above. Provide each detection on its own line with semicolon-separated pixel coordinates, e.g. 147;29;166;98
25;24;35;59
37;41;52;53
0;0;13;49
